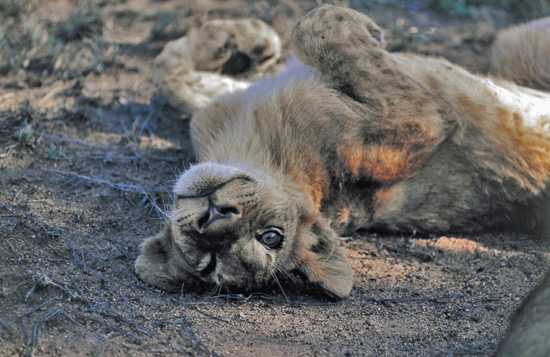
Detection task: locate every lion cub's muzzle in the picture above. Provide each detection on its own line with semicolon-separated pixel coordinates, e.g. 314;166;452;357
187;195;243;251
196;198;241;233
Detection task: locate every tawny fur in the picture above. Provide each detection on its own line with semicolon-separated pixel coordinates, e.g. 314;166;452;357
136;6;550;298
490;17;550;91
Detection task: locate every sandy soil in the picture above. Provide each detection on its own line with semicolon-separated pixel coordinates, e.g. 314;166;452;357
1;1;549;356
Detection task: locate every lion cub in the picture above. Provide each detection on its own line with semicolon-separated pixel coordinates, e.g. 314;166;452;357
136;6;550;298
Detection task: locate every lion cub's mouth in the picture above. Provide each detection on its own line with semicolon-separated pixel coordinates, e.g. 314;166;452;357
196;252;217;276
180;251;221;285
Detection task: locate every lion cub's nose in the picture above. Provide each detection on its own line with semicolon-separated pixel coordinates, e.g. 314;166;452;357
196;201;241;233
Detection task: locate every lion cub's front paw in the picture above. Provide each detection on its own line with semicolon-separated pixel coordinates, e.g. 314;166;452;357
135;227;202;292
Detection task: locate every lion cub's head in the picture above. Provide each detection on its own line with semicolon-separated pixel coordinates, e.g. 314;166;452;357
135;162;353;299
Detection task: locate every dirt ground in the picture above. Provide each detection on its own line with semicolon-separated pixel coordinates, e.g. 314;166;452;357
1;1;550;356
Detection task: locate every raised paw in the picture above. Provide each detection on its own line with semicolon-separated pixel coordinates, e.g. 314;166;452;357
292;5;385;70
291;5;390;101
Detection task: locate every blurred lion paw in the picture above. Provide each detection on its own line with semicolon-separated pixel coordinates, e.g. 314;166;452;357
153;18;282;113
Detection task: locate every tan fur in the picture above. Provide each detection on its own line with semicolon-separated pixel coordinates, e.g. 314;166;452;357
286;148;327;213
490;17;550;91
136;7;550;298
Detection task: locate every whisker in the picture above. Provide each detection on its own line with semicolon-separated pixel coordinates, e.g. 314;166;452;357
208;283;219;296
275;266;297;284
271;272;289;303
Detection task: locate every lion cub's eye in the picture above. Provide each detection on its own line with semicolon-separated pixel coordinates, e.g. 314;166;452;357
256;227;284;249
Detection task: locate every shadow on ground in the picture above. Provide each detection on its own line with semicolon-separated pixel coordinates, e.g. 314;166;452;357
1;0;550;356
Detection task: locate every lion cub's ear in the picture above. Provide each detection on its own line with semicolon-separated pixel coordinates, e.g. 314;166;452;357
297;218;353;300
135;225;190;292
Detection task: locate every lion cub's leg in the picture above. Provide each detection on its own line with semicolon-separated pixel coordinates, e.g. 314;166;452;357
291;5;387;102
292;5;448;158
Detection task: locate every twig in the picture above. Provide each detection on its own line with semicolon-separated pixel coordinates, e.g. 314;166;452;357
49;170;170;218
19;297;58;318
0;202;62;238
0;202;17;217
25;272;83;302
0;319;13;337
85;314;145;345
42;134;141;163
180;324;213;355
50;170;152;193
23;307;73;357
135;99;159;138
41;133;181;163
67;240;87;272
3;237;17;257
0;144;17;158
87;300;152;338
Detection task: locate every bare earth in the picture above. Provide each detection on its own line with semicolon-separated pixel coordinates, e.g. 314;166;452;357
1;1;549;356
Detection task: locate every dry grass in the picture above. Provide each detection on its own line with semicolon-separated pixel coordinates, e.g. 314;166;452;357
0;0;116;78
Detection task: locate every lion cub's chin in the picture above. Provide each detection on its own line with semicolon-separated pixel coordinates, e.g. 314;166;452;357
135;161;353;299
